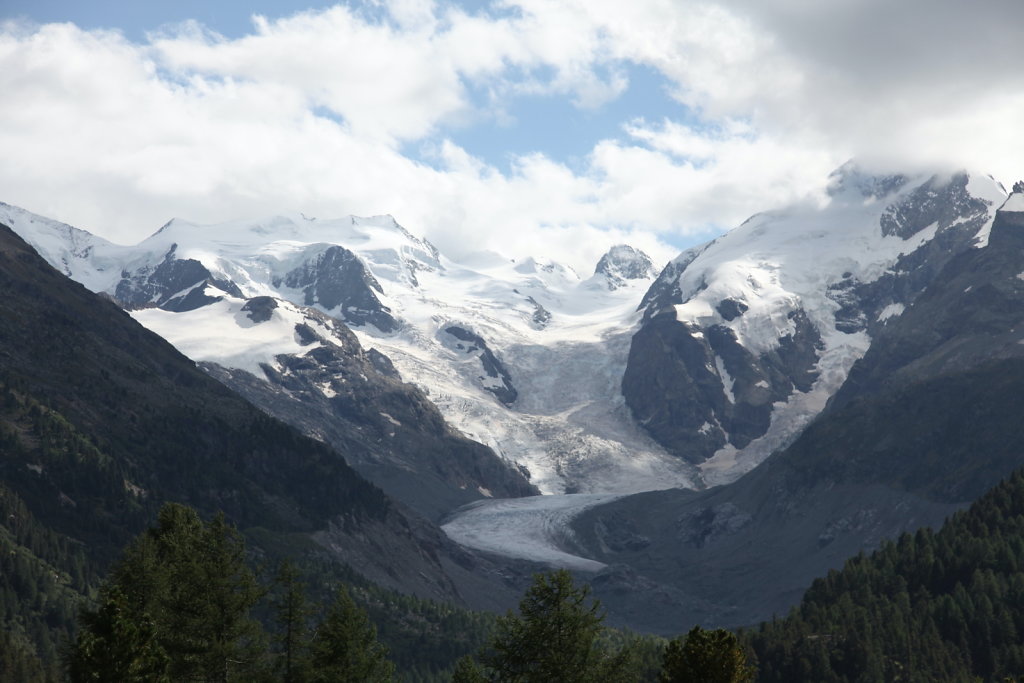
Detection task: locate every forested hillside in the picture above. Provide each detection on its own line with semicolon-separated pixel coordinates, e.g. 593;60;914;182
747;469;1024;681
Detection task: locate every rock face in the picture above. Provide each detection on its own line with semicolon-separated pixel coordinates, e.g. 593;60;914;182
879;172;989;239
114;244;244;312
622;166;1006;479
594;245;658;290
197;300;537;521
827;172;996;338
636;243;710;323
526;296;551;328
281;245;399;332
623;309;822;463
441;326;518;405
829;189;1024;410
241;295;277;323
575;192;1024;633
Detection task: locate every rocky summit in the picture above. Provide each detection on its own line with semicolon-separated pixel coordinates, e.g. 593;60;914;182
624;166;1006;485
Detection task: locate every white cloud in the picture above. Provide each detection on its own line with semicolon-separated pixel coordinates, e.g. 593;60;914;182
497;0;1024;179
0;0;1021;275
150;8;467;144
594;120;836;227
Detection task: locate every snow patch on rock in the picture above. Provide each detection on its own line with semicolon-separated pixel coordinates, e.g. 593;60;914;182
877;303;905;321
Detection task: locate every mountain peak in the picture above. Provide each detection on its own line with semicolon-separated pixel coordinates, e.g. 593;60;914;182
988;183;1024;248
594;245;656;290
825;160;910;200
1004;183;1024;212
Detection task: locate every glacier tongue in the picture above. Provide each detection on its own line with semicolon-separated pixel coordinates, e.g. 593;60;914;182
441;493;624;571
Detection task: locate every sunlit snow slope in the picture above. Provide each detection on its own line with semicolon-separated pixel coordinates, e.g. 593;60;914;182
626;166;1007;485
0;205;696;497
2;164;1006;571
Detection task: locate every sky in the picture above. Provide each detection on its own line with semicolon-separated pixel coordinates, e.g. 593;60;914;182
1;0;1023;271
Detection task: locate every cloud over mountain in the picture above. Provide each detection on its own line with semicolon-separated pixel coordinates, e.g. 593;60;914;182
1;0;1020;271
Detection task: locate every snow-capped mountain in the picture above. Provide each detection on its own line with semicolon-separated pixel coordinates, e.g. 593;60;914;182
1;163;1007;511
625;165;1007;485
594;245;658;290
0;203;694;501
567;186;1024;633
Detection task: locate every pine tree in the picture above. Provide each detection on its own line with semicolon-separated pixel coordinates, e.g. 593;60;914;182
149;506;265;681
309;586;394;682
450;655;488;683
478;569;634;682
67;503;267;682
66;587;169;682
659;626;755;683
273;560;314;683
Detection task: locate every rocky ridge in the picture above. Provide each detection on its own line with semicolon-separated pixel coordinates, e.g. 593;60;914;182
572;188;1024;633
624;166;1006;483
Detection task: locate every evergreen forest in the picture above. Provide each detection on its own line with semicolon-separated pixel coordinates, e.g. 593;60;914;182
747;469;1024;681
60;503;751;682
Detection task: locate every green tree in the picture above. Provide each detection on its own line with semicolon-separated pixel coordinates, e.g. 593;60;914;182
478;569;635;682
67;503;267;682
66;587;169;682
153;506;266;682
310;586;394;682
660;626;755;683
450;655;488;683
273;560;314;683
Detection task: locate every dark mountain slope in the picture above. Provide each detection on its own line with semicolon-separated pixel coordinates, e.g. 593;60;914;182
830;201;1024;408
0;474;96;681
572;193;1024;633
0;220;388;543
0;221;522;621
199;305;536;522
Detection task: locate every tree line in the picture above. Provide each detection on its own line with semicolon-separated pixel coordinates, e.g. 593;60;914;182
66;502;755;682
45;469;1024;681
452;568;753;682
67;503;393;682
745;469;1024;681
